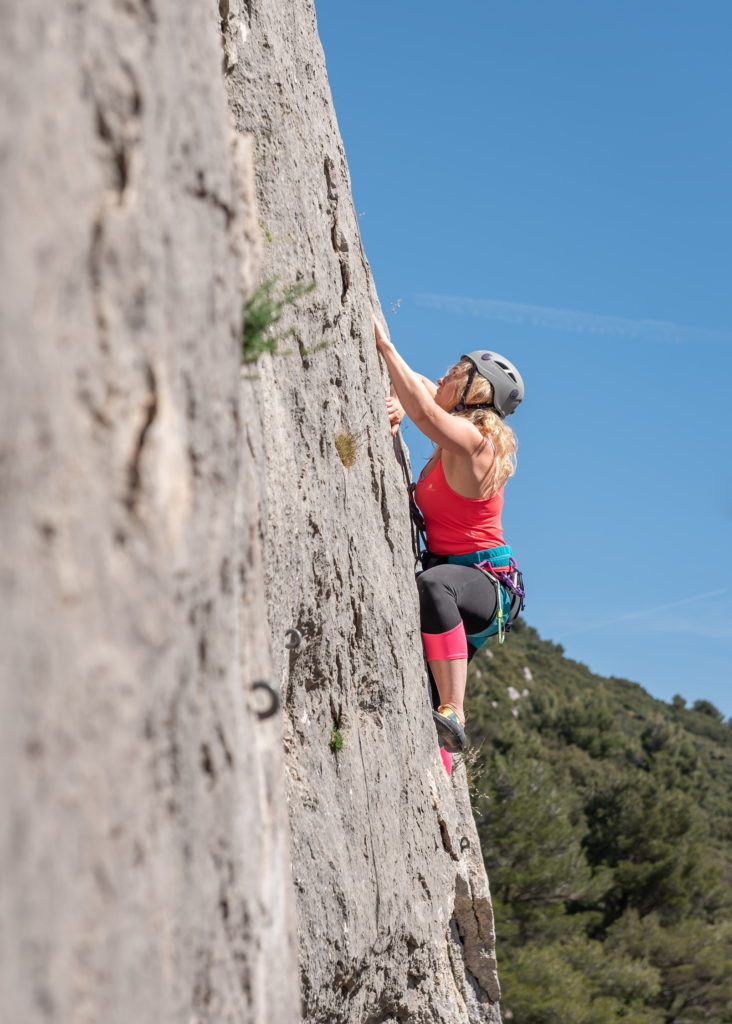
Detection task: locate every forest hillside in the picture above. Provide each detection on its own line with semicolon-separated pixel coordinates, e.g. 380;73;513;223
466;619;732;1024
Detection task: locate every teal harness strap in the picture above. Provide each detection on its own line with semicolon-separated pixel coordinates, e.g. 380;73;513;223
446;544;513;569
445;545;520;649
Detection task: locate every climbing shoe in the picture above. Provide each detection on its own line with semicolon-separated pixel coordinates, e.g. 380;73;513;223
432;705;467;753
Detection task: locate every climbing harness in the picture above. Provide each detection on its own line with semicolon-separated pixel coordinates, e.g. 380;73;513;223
431;544;525;647
466;549;525;647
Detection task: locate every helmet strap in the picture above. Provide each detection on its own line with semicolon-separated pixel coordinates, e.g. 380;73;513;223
450;364;498;414
451;365;476;413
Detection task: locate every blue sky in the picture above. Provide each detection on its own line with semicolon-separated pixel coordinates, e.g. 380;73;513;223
315;0;732;717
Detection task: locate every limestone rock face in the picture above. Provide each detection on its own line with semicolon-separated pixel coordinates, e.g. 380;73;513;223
0;3;298;1023
1;1;502;1021
225;2;503;1021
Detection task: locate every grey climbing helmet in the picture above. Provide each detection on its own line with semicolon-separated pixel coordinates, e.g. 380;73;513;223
460;350;525;418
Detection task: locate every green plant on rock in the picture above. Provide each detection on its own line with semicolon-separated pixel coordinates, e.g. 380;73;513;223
330;725;344;753
241;277;315;365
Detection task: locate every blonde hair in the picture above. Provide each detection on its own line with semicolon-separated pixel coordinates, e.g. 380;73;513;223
447;358;518;495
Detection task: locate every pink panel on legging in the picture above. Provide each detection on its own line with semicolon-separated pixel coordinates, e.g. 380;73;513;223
421;620;468;661
440;747;453;776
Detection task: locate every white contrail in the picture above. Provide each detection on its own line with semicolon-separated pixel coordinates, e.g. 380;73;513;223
414;293;732;345
562;588;728;637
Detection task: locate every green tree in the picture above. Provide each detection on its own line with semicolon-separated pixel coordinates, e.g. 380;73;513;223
607;911;732;1023
582;777;718;926
464;619;732;1024
469;736;611;951
691;699;723;722
499;938;663;1024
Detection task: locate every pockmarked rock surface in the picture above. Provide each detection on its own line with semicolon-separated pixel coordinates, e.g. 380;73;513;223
0;3;298;1022
1;1;503;1021
225;2;503;1020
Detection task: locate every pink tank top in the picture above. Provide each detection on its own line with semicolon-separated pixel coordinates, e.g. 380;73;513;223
414;457;505;555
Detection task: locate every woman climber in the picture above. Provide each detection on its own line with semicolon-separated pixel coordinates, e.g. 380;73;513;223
373;315;525;755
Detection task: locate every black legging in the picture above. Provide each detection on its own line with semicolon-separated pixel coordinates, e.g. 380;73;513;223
418;562;498;709
417;562;498;651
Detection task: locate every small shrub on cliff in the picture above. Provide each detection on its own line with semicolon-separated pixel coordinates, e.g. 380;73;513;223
241;277;315;364
334;428;360;467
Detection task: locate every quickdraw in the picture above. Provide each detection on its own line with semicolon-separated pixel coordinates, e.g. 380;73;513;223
473;556;526;645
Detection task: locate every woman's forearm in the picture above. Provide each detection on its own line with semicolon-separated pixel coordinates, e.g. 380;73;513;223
378;341;436;423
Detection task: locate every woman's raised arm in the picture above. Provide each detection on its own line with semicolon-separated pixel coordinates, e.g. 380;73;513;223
373;316;487;457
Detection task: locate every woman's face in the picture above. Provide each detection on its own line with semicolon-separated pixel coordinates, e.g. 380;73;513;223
435;363;465;410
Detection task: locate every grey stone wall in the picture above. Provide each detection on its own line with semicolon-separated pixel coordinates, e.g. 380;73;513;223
225;2;503;1021
0;1;503;1021
0;2;298;1022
